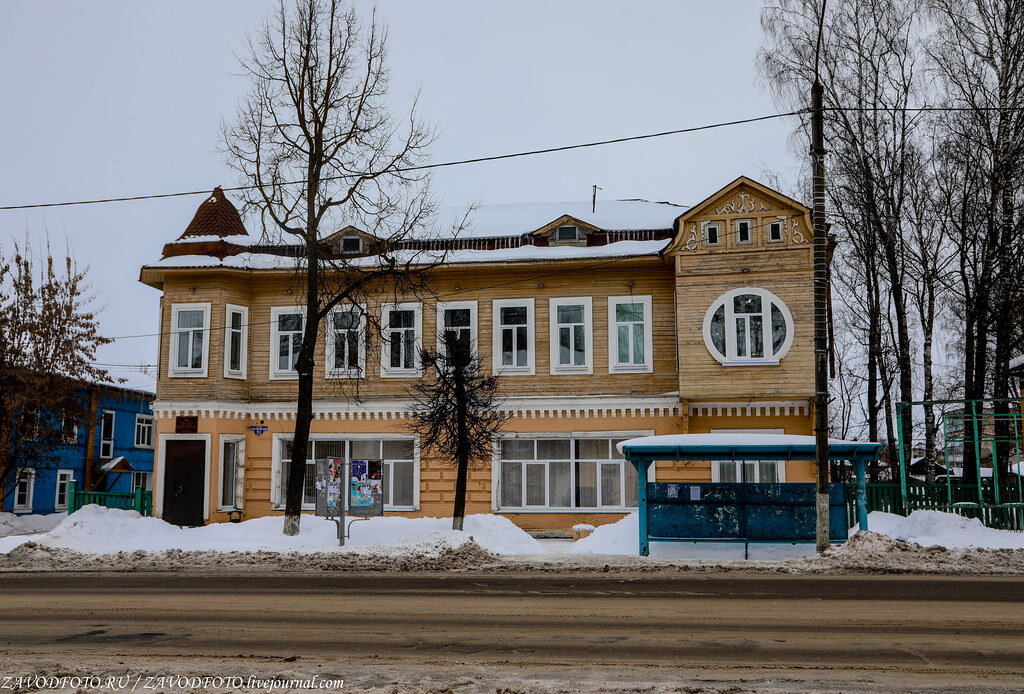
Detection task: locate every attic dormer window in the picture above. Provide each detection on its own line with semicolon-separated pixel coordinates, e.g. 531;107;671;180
556;226;580;241
340;236;362;253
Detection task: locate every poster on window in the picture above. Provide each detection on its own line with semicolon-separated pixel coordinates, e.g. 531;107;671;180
349;459;383;516
314;458;344;518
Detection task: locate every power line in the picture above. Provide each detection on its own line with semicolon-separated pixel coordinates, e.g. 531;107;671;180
0;111;803;211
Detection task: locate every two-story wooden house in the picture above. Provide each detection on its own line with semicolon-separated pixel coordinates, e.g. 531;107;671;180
138;176;817;530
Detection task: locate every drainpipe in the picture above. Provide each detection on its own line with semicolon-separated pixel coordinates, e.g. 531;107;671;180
84;386;98;491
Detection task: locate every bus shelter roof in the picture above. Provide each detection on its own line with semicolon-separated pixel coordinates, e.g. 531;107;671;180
617;433;882;463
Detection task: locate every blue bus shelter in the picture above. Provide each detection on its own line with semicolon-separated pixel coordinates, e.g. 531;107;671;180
617;434;884;556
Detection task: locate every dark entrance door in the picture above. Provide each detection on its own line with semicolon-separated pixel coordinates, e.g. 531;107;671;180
163;440;206;526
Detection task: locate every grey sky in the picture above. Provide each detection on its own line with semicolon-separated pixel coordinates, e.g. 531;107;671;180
0;1;799;390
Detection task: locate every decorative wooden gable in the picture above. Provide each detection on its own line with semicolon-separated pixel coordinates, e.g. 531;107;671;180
665;176;812;255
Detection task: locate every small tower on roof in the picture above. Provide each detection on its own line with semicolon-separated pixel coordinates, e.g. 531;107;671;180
162;187;249;261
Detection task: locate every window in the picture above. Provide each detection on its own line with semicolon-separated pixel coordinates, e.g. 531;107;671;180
498;437;645;510
340;236;362;253
270;307;305;379
551;225;582;245
224;304;248;379
608;295;653;373
326;305;366;378
275;438;416;510
769;221;783;243
492;299;534;375
703;287;794;365
437;301;477;360
549;297;592;374
220;439;240;508
381;303;422;377
100;410;115;459
736;219;752;244
132;471;152;493
55;469;73;510
714;460;785;483
706;224;721;246
13;469;34;512
169;303;211;377
134;414;154;449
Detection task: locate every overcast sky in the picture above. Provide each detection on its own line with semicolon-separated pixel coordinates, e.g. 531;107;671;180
0;1;800;391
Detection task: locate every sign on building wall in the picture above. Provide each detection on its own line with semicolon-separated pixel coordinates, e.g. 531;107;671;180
349;460;383;517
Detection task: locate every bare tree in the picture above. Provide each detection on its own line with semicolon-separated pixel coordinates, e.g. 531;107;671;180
0;242;112;506
222;0;441;535
926;0;1024;483
762;0;929;477
409;332;504;531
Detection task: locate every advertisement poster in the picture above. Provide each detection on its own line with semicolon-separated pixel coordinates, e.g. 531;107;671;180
326;458;343;513
350;460;383;509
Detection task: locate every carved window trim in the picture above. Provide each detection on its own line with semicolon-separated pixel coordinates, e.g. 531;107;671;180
702;287;794;366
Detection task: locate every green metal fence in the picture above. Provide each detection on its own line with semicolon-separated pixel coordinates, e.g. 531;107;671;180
67;481;153;516
845;482;1023;530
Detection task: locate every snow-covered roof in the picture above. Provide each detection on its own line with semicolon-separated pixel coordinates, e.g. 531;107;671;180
147;239;670;271
617;433;882;459
431;199;682;239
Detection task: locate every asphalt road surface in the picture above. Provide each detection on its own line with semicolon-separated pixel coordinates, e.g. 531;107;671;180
2;572;1023;693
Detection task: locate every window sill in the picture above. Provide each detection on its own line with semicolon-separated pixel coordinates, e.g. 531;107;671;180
169;370;207;379
12;507;32;514
381;369;422;379
225;372;246;380
498;507;638;514
609;364;653;374
495;367;534;376
550;366;592;375
270;372;300;381
327;370;364;380
722;359;780;367
134;445;154;450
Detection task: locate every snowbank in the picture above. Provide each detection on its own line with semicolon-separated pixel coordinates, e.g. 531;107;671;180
6;505;542;557
570;513;638;554
858;510;1024;550
0;512;66;537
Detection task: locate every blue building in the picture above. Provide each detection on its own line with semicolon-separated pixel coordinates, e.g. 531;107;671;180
4;382;155;515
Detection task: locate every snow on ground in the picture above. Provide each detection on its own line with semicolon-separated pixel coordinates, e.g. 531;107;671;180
0;511;66;537
861;509;1024;549
0;505;542;557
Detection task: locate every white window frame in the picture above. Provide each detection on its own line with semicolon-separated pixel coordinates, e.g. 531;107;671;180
218;434;245;511
270;433;420;511
223;304;248;379
13;469;34;512
607;295;654;374
768;220;783;243
705;223;721;247
132;471;152;493
340;235;362;253
54;469;73;510
436;300;478;358
736;218;753;245
702;287;795;366
492;431;655;513
270;306;306;380
492;298;535;376
134;413;154;449
548;297;593;375
100;410;115;459
168;303;211;378
380;302;423;378
710;429;787;483
326;304;367;379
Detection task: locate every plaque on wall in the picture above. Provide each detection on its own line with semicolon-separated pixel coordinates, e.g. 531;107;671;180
175;415;198;434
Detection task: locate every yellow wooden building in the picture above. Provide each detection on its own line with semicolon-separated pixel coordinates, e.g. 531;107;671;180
138;176;816;530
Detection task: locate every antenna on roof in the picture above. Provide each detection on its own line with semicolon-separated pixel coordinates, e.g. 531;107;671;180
592;185;603;214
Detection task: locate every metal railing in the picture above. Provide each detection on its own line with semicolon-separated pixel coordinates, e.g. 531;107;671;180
67;481;153;516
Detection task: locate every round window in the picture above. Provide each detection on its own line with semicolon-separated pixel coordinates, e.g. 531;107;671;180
702;287;794;364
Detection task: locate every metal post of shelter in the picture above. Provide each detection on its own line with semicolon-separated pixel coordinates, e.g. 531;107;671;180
637;459;649;557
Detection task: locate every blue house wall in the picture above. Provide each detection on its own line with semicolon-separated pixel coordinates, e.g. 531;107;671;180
3;383;155;515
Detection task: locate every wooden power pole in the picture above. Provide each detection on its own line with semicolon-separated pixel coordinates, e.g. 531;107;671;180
811;80;830;553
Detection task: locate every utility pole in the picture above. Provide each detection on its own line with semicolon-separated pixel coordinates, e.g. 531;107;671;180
811;79;830;553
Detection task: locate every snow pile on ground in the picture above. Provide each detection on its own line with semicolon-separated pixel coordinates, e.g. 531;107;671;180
0;512;65;536
859;510;1024;550
570;513;637;554
0;505;542;557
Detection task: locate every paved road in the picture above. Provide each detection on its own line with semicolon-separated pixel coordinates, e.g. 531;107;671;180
2;572;1023;692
